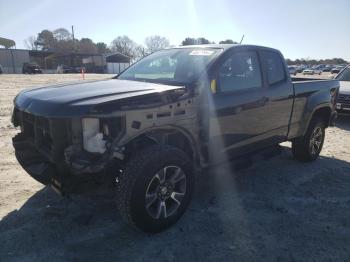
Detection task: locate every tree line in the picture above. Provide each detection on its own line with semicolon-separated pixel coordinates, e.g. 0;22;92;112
24;28;238;61
27;29;348;64
285;58;348;65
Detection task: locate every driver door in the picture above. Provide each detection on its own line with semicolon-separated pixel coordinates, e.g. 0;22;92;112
208;50;270;162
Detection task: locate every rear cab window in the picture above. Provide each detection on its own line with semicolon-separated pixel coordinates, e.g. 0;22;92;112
260;51;286;85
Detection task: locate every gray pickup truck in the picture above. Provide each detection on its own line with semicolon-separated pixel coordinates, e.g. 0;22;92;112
12;44;339;232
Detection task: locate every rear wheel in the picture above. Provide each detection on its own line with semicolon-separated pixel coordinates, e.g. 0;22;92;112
117;145;194;233
292;117;325;162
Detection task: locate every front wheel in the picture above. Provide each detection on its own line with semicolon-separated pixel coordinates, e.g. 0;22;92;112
117;145;194;233
292;117;325;162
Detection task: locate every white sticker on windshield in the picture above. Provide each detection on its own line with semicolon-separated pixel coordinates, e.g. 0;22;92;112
189;50;214;56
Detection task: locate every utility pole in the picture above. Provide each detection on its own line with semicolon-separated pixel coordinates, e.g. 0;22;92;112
71;25;75;67
71;25;75;43
10;48;15;73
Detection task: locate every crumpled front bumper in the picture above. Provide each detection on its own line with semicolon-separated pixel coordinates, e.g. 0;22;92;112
13;133;112;195
13;133;55;186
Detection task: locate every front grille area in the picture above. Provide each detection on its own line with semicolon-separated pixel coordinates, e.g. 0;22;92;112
13;108;70;162
338;94;350;107
36;115;53;153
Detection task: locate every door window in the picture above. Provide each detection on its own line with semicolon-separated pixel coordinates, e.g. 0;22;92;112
218;51;262;92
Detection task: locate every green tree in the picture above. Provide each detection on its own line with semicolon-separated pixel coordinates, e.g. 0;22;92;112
285;59;293;65
96;42;109;54
78;38;97;54
219;39;237;44
181;37;197;46
196;37;211;44
36;30;55;51
181;37;212;46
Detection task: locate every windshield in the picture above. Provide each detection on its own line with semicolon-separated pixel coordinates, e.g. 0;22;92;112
336;67;350;81
118;48;221;85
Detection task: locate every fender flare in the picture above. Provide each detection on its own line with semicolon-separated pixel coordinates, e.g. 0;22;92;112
118;124;202;167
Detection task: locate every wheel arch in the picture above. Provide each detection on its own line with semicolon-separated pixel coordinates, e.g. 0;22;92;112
300;105;332;137
122;125;201;167
308;106;332;129
311;106;332;127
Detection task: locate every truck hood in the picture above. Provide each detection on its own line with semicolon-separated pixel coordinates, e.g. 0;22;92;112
14;79;185;117
339;81;350;95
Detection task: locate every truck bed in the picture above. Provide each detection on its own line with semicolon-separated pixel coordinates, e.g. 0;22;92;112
291;77;334;82
287;78;339;140
291;78;339;91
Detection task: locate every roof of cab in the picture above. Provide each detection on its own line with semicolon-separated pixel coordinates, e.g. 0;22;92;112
174;44;237;50
172;44;281;53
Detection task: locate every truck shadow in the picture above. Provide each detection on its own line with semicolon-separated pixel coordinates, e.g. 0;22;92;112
1;147;350;261
336;114;350;131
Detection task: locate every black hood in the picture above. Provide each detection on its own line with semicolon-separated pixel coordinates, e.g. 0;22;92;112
14;79;185;117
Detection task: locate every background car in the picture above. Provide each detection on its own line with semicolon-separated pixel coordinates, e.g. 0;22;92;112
57;65;74;73
322;65;334;72
314;64;326;71
303;68;322;75
335;65;350;113
22;63;42;74
288;66;297;75
57;65;84;73
331;66;344;74
296;65;307;73
75;66;85;73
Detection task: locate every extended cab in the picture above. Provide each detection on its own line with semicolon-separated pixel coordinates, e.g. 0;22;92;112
12;45;339;232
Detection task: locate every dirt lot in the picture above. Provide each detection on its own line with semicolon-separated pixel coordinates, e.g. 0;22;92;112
0;74;349;262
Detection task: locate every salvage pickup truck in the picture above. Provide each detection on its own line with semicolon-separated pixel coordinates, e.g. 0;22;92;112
12;45;339;232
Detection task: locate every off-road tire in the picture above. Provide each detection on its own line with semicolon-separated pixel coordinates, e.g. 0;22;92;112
117;145;194;233
292;117;325;162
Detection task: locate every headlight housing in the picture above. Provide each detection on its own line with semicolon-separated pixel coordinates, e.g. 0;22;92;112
82;118;106;154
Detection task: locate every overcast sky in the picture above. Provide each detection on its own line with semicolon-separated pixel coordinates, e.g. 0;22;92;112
0;0;349;60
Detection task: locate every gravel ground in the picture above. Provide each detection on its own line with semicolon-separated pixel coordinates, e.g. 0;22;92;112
0;74;349;262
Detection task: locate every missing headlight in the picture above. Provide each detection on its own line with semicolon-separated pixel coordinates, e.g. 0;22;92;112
82;118;106;154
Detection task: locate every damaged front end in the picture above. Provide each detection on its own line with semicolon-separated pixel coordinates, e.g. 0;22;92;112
11;78;198;195
12;107;125;194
